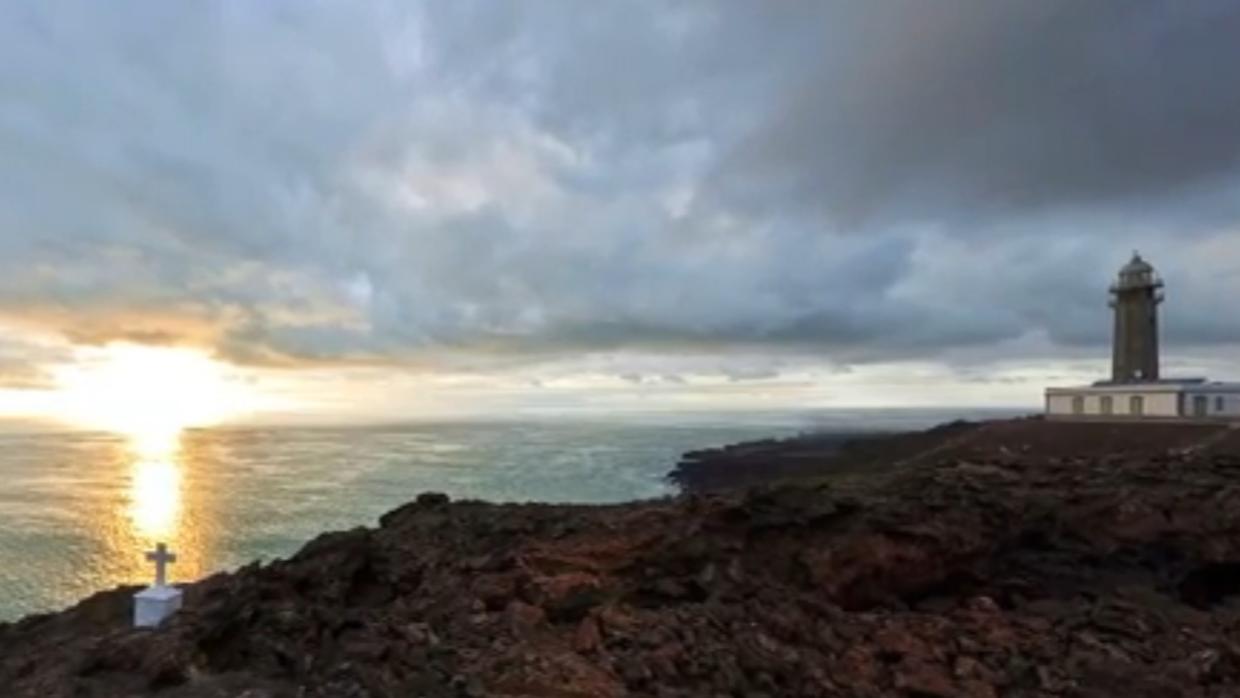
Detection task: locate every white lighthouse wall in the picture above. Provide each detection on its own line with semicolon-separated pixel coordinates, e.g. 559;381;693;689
1048;384;1240;419
1115;391;1180;417
1086;390;1181;417
1046;394;1078;415
1046;388;1182;418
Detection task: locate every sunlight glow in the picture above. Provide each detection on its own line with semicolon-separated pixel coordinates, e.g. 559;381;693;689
50;343;261;446
129;455;182;540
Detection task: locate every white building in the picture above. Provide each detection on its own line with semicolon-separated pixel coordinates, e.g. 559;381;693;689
1045;254;1240;420
1046;379;1240;419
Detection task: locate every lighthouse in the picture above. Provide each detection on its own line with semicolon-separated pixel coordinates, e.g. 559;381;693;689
1045;253;1240;420
1109;253;1163;383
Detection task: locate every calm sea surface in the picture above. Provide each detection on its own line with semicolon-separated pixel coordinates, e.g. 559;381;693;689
0;408;1021;620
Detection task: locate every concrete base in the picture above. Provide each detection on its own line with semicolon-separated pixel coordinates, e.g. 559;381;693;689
134;585;182;628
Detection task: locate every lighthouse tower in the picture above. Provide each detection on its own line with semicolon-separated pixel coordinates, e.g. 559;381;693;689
1046;253;1240;419
1109;253;1163;383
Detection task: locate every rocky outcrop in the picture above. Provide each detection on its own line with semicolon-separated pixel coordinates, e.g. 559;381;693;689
669;417;1234;492
3;420;1240;696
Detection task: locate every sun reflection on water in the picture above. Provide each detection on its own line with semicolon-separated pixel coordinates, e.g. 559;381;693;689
129;453;182;541
120;425;201;585
43;343;279;586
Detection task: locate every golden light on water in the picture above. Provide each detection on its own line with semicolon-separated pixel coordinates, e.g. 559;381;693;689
111;430;204;586
110;412;213;586
129;451;183;541
43;343;266;585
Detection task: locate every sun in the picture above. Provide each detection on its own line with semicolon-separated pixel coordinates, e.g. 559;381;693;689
50;343;258;451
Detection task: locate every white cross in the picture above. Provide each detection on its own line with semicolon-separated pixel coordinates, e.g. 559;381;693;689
144;543;177;587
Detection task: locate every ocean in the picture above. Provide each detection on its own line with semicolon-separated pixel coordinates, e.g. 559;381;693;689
0;408;1021;620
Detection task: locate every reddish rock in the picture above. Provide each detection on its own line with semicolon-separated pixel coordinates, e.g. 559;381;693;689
648;641;684;678
596;604;641;636
831;647;882;689
470;572;518;610
958;678;999;698
534;571;604;619
572;616;601;653
893;657;957;697
874;625;935;661
506;600;546;634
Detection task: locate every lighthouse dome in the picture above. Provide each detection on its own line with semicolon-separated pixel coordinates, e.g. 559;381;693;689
1121;253;1153;275
1115;252;1159;290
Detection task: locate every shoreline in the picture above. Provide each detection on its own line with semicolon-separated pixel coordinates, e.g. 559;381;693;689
667;418;985;492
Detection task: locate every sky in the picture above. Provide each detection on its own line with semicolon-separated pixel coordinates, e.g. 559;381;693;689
1;1;1239;423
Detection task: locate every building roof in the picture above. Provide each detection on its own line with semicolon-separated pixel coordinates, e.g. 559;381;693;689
1047;381;1240;395
1092;378;1207;387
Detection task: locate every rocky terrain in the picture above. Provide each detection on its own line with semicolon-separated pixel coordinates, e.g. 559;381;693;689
669;419;984;492
4;418;1240;696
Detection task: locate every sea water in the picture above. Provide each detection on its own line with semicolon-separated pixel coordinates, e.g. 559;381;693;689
0;408;1020;620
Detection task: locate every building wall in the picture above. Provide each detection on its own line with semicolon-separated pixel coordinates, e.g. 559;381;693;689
1122;391;1179;417
1048;386;1240;419
1046;394;1078;415
1182;391;1240;417
1046;389;1181;418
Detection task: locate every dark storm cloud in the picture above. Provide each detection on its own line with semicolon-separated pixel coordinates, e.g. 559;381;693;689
0;1;1238;379
714;1;1240;225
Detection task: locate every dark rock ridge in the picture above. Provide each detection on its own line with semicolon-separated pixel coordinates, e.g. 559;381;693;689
3;418;1240;696
669;419;983;492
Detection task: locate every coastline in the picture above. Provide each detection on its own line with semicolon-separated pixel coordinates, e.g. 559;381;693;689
667;418;984;492
4;417;1240;696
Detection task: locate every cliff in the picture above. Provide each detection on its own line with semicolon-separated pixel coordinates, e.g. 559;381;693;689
3;418;1240;697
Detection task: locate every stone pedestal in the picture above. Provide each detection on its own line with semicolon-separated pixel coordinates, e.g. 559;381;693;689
134;585;182;628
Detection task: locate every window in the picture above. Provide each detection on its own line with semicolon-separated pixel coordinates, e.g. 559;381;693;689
1194;395;1209;417
1100;396;1113;415
1072;396;1084;415
1217;396;1227;413
1130;395;1145;416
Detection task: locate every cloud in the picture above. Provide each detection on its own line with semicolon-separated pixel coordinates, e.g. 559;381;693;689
0;0;1237;391
0;330;72;390
711;1;1240;226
